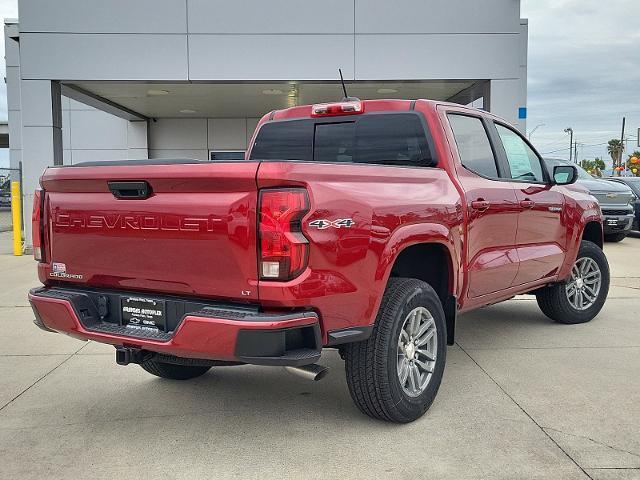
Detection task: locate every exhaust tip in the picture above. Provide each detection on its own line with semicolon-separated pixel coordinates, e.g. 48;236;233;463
285;364;329;381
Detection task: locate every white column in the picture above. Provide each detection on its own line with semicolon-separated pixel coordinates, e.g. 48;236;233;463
20;79;63;246
488;20;528;134
5;21;21;182
127;120;148;159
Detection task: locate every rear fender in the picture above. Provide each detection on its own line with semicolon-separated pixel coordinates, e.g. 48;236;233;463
371;223;459;342
376;223;457;284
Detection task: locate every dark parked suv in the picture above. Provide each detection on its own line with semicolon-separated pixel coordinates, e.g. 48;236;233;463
544;159;635;242
605;176;640;232
0;178;12;209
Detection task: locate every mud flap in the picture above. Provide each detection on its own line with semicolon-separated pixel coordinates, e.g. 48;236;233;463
444;295;456;346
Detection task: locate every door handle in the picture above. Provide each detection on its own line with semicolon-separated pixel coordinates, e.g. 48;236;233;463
108;181;152;199
471;200;491;211
519;199;535;209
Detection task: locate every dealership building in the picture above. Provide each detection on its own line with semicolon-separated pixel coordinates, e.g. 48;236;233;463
5;0;528;245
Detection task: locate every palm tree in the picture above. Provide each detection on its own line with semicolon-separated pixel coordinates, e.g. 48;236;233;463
608;139;624;169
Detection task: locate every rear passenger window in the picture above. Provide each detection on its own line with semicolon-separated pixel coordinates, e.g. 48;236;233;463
355;114;435;167
250;113;436;167
250;120;313;161
448;114;499;179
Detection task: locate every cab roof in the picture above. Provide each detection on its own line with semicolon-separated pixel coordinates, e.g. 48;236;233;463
267;98;502;123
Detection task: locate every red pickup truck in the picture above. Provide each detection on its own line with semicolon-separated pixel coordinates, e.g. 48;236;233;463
29;99;609;423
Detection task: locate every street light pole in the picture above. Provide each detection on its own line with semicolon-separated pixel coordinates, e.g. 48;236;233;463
528;123;545;141
564;128;574;163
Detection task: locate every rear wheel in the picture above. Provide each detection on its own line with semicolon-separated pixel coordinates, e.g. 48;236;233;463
140;358;211;380
343;278;447;423
536;240;609;324
604;232;627;242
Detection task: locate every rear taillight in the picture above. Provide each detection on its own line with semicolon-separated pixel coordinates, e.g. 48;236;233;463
259;188;310;281
32;189;44;262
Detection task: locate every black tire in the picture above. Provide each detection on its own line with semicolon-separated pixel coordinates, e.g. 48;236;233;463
140;358;211;380
536;240;609;324
604;232;627;242
343;278;447;423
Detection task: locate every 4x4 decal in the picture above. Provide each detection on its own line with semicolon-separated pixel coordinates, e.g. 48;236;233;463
308;218;355;230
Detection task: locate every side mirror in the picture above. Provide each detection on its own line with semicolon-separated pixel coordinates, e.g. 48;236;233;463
553;165;578;185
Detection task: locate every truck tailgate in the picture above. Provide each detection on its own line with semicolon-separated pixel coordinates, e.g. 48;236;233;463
40;162;259;301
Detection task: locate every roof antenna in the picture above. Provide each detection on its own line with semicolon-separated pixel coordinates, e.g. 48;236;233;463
339;68;360;102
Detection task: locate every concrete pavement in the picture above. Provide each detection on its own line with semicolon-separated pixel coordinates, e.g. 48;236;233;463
1;239;639;479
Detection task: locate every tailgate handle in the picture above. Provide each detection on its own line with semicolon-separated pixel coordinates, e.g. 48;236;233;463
108;181;151;199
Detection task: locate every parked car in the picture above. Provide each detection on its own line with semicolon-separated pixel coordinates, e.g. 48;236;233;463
544;158;635;242
0;178;11;209
603;176;640;231
29;99;610;423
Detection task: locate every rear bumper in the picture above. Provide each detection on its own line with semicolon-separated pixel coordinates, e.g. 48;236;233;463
28;287;321;366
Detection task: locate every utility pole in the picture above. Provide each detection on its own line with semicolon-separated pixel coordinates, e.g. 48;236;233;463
617;117;626;176
574;141;579;166
565;128;574;163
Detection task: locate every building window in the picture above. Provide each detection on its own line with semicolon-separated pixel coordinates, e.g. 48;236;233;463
209;151;245;161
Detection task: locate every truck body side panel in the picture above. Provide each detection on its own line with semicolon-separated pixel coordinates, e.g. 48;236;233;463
257;161;462;338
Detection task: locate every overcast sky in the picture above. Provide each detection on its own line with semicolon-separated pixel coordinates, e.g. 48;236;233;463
0;0;638;167
521;0;640;164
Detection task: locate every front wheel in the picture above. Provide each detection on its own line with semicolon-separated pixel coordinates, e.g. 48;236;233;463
536;240;609;324
343;278;447;423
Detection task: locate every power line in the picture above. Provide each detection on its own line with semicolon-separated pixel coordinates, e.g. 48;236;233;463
535;138;570;150
541;146;571;155
536;135;632;152
541;141;611;155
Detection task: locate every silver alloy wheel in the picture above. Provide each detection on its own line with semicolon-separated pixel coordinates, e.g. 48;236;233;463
565;257;602;311
397;306;438;397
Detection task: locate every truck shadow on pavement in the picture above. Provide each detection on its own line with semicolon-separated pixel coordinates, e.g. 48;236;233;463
74;300;561;427
83;298;607;428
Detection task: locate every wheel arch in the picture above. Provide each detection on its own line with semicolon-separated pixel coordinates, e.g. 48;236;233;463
558;214;603;280
582;220;604;249
388;243;454;305
375;224;460;345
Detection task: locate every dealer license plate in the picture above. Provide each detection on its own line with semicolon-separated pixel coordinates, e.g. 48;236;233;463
122;296;166;330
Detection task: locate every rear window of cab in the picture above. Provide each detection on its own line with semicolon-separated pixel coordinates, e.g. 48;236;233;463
249;113;437;168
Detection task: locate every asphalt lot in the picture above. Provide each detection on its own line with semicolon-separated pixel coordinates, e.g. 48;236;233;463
0;237;639;479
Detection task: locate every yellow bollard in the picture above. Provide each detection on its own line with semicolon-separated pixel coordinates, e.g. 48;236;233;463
11;181;22;256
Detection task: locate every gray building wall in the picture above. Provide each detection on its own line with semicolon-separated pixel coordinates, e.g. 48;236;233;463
7;0;528;245
61;99;147;164
149;118;259;160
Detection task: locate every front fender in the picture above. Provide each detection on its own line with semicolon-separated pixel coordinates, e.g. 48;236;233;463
558;208;602;280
